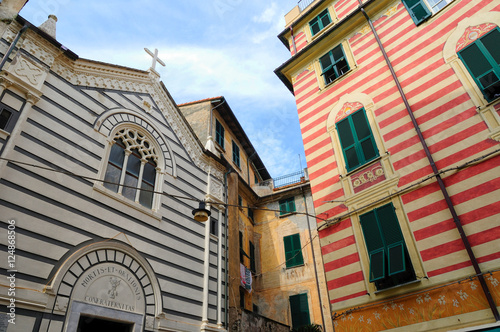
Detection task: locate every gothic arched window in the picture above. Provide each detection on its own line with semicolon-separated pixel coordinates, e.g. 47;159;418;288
103;128;159;209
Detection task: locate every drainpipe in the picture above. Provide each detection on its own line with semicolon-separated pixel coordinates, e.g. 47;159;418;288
223;167;232;328
301;187;327;331
0;24;28;71
358;3;499;321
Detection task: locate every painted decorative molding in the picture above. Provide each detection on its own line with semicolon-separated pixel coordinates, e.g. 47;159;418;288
351;161;386;194
335;102;364;122
456;23;497;52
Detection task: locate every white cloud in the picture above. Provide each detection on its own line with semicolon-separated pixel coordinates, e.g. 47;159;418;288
253;3;279;23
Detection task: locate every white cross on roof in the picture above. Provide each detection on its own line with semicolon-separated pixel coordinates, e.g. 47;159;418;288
144;48;165;71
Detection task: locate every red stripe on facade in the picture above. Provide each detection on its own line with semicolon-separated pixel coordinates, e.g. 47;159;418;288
397;165;434;187
419;100;475;135
384;120;419;146
444;154;500;187
408;199;449;224
294;71;316;93
319;219;352;239
304;138;330;156
308;163;338;182
429;123;486;155
469;226;500;247
388;135;420;156
414;201;500;241
302;124;327;145
435;141;497;170
408;174;500;223
408;81;463;113
321;235;356;255
327;271;364;290
338;2;358;21
330;291;368;304
314;191;347;211
477;251;500;264
324;253;360;272
393;149;427;171
311;176;341;194
307;150;335;169
402;182;440;205
421;238;466;261
427;260;472;278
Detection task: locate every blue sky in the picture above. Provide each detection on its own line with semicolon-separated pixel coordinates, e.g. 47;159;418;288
19;0;306;178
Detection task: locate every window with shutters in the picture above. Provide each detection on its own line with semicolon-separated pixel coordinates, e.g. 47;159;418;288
215;119;225;149
249;241;256;273
0;107;12;131
103;128;159;209
402;0;454;25
336;108;379;172
359;203;416;290
279;197;296;215
309;9;331;37
320;44;350;85
232;140;240;168
458;28;500;102
284;233;304;269
289;293;310;329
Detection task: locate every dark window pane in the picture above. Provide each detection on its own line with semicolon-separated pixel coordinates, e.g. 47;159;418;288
388;242;405;275
320;53;332;69
337;119;354;147
122;173;138;201
482;29;500;65
331;46;345;62
126;152;141;176
352;110;370;139
310;21;320;35
479;71;499;89
103;163;121;192
139;182;154;208
369;249;386;281
320;14;331;27
345;146;359;169
142;161;156;185
361;138;377;161
108;142;125;167
0;109;12;130
461;44;491;77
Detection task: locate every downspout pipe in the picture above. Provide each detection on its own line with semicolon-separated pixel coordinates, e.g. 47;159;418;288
223;167;233;329
358;4;500;321
301;187;327;331
0;24;28;71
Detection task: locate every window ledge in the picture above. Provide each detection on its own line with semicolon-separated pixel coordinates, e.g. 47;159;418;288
373;279;421;295
343;155;383;178
285;263;305;270
279;212;297;218
321;67;356;91
93;184;161;220
0;128;9;140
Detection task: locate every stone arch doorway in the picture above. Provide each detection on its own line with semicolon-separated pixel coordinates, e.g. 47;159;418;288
46;240;162;332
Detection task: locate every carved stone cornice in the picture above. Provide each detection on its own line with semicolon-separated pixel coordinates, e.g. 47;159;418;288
52;57;225;180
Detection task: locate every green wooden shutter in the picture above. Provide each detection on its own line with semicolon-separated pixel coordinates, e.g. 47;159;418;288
352;109;378;163
249;241;256;272
337;109;378;171
360;211;386;281
290;294;310;329
337;117;360;170
215;120;224;148
287;197;296;213
284;234;304;268
459;29;500;102
279;200;288;215
377;204;406;276
402;0;431;25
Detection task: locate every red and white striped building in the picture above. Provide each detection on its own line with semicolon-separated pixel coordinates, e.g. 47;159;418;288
276;0;500;330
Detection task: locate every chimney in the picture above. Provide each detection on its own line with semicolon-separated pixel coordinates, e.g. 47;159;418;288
38;14;57;39
0;0;30;21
